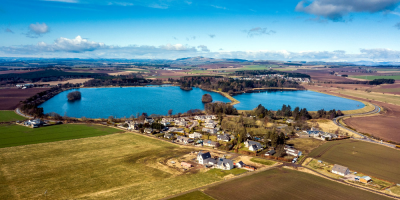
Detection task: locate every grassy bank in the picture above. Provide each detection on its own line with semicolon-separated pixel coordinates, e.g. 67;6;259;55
0;110;26;122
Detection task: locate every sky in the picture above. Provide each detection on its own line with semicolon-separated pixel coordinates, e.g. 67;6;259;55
2;0;400;62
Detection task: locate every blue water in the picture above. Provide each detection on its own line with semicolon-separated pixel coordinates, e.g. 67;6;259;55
233;90;364;111
40;87;365;119
39;86;230;118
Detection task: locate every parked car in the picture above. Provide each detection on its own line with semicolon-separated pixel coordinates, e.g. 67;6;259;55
292;158;298;163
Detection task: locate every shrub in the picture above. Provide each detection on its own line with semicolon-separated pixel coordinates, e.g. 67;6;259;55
67;91;81;101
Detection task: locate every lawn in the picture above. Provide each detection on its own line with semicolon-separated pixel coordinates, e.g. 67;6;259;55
169;191;214;200
250;158;275;166
204;168;391;200
0;124;122;148
0;110;26;122
350;75;400;80
0;132;224;199
308;140;400;183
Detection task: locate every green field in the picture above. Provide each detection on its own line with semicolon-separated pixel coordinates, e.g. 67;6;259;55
0;124;123;148
0;111;26;122
0;132;224;199
350;75;400;80
207;168;248;177
204;168;392;200
169;191;214;200
250;158;275;166
309;140;400;183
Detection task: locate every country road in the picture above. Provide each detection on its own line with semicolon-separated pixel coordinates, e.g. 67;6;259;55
332;104;396;148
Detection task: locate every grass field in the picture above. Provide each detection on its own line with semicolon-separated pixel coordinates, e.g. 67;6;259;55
250;158;275;166
350;75;400;80
308;140;400;183
0;111;26;122
330;89;400;106
0;124;122;148
169;191;214;200
207;168;248;177
204;168;391;200
286;138;325;154
0;132;226;199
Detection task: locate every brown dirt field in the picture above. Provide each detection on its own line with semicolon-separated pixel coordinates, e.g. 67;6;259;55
198;63;243;69
35;78;93;85
0;88;49;110
305;84;400;143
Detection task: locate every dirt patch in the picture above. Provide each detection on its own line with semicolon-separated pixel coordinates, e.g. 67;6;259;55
35;78;93;85
0;88;49;110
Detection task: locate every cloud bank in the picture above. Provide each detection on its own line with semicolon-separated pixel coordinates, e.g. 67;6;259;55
245;27;276;37
295;0;400;21
26;23;49;38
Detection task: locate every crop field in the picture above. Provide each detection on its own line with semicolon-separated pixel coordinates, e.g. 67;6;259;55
0;88;49;110
329;89;400;106
0;111;26;122
308;140;400;183
204;168;391;200
170;191;213;200
0;124;122;148
350;75;400;80
0;132;226;200
286;138;325;154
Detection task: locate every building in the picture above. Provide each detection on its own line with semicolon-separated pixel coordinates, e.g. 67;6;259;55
331;164;350;176
244;140;263;152
168;127;185;133
144;118;154;124
265;150;276;156
202;140;220;148
144;128;153;134
164;133;174;139
217;134;230;142
360;176;372;183
197;151;212;165
216;158;234;170
189;132;203;139
235;161;245;168
24;119;44;128
285;148;302;157
204;119;217;128
202;128;218;134
177;136;193;144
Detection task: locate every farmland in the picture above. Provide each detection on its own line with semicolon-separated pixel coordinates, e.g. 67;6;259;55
0;88;49;110
0;111;26;122
0;132;224;199
170;191;213;200
308;140;400;183
350;75;400;80
286;138;325;154
0;124;122;148
204;168;391;200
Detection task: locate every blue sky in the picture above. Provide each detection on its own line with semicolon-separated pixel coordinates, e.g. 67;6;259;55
2;0;400;61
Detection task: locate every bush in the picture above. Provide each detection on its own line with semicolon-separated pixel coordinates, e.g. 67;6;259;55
202;93;213;103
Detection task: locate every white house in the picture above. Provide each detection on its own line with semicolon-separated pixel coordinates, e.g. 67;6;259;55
197;151;212;165
216;158;234;170
235;161;245;168
244;140;263;152
189;132;203;139
331;164;350;176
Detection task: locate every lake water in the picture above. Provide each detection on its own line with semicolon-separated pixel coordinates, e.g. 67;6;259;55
39;86;230;118
233;90;364;111
40;86;364;118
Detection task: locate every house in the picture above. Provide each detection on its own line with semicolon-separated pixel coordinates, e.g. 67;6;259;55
203;140;220;148
360;176;372;183
176;121;187;127
197;151;212;165
164;133;174;139
286;119;294;124
285;148;302;157
145;118;154;124
189;132;202;139
144;128;153;134
202;128;218;134
265;150;276;156
331;164;350;176
181;162;192;168
216;158;234;170
194;115;206;121
177;136;193;144
204;119;217;128
217;134;230;142
244;140;263;151
24;119;44;128
235;161;245;168
169;127;185;133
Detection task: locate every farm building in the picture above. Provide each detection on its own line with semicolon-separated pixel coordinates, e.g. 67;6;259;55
360;176;372;183
331;164;350;176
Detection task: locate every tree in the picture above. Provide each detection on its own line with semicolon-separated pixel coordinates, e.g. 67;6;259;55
168;109;173;116
202;93;213;103
67;91;81;101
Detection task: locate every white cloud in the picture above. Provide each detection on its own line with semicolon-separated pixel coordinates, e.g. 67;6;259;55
295;0;400;21
197;45;210;52
244;27;276;37
27;23;49;38
159;44;196;51
42;0;79;3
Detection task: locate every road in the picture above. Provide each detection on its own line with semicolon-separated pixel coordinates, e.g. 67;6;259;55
332;104;396;148
15;108;33;119
188;120;198;130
